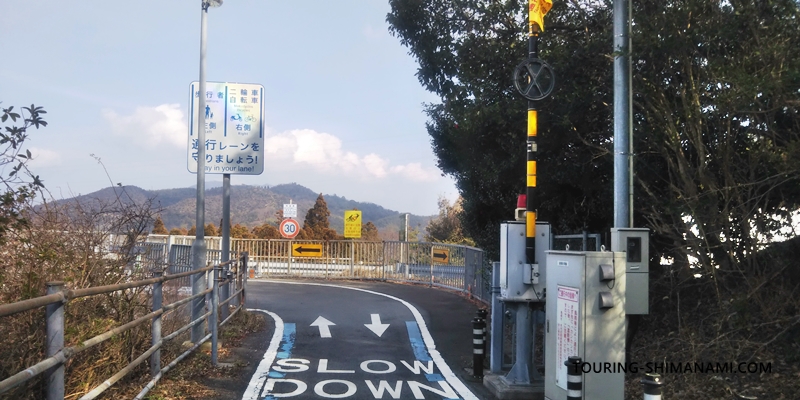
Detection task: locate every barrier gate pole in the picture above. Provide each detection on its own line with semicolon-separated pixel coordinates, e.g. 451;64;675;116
525;31;539;270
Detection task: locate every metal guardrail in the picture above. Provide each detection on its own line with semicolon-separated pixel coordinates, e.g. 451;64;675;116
147;234;491;303
0;251;249;399
227;238;490;304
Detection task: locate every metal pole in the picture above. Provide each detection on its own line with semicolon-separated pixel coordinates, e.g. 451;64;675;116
288;239;292;275
45;282;65;400
525;22;540;267
210;265;219;366
220;174;231;321
614;0;633;228
582;230;589;251
490;262;503;373
242;251;249;305
404;213;409;242
150;271;163;377
191;0;210;344
505;304;532;384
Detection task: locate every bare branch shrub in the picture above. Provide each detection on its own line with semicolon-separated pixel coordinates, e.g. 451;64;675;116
0;184;173;399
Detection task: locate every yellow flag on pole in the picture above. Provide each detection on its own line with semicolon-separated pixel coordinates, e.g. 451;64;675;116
529;0;553;32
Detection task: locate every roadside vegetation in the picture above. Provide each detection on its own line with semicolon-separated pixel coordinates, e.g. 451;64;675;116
0;104;269;399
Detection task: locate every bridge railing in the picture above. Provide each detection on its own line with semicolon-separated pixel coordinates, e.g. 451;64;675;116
224;238;490;304
0;251;249;400
151;234;493;302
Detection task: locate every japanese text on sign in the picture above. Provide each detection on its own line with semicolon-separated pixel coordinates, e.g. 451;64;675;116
344;210;362;239
556;285;579;391
187;82;265;175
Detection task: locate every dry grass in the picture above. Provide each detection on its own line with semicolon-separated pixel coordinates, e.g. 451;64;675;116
132;310;267;400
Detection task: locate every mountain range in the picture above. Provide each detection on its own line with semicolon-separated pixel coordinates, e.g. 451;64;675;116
55;183;434;239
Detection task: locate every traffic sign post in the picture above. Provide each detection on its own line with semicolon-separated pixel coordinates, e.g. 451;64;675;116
279;218;300;239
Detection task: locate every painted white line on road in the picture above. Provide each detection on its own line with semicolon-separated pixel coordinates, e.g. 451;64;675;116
259;280;480;400
241;308;284;400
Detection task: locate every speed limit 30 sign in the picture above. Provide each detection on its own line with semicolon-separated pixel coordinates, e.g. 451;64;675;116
279;218;300;239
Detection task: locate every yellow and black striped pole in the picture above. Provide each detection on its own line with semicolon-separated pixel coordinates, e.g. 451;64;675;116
525;3;541;264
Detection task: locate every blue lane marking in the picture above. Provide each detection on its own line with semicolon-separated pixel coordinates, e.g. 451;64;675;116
267;323;296;379
425;373;445;381
405;321;432;362
406;321;461;399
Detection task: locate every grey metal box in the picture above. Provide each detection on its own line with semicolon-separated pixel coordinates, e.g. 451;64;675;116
611;228;650;315
626;272;649;315
499;221;550;301
610;228;649;272
544;251;626;400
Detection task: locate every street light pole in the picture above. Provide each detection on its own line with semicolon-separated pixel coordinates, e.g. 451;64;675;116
191;0;222;344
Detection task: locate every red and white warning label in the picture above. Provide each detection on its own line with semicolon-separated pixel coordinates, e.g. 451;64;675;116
556;285;579;390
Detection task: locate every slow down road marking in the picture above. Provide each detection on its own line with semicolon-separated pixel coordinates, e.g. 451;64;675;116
243;281;478;400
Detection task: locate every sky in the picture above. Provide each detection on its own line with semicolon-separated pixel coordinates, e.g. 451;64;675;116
0;0;458;216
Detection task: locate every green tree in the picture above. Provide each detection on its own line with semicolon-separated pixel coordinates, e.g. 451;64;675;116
204;223;218;236
387;0;615;258
151;216;168;234
361;221;380;241
425;196;474;245
0;104;47;245
631;0;800;283
299;193;339;240
387;0;800;268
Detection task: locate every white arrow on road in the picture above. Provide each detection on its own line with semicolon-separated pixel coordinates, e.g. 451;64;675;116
364;314;390;337
310;316;335;338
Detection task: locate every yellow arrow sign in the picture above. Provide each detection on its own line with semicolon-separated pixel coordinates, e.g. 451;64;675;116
431;247;450;264
292;243;323;257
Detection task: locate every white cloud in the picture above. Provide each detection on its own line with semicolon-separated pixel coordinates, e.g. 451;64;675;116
390;163;440;182
261;129;441;182
362;154;388;178
103;104;187;148
27;147;62;167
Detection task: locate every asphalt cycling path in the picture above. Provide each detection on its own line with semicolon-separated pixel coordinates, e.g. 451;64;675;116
241;279;495;400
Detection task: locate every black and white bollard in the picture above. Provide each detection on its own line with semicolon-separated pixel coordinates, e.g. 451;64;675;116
472;317;485;378
476;309;488;355
641;373;664;400
565;356;583;400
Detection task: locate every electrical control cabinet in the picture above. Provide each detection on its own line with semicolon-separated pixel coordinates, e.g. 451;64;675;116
611;228;650;315
499;221;551;301
544;251;626;400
